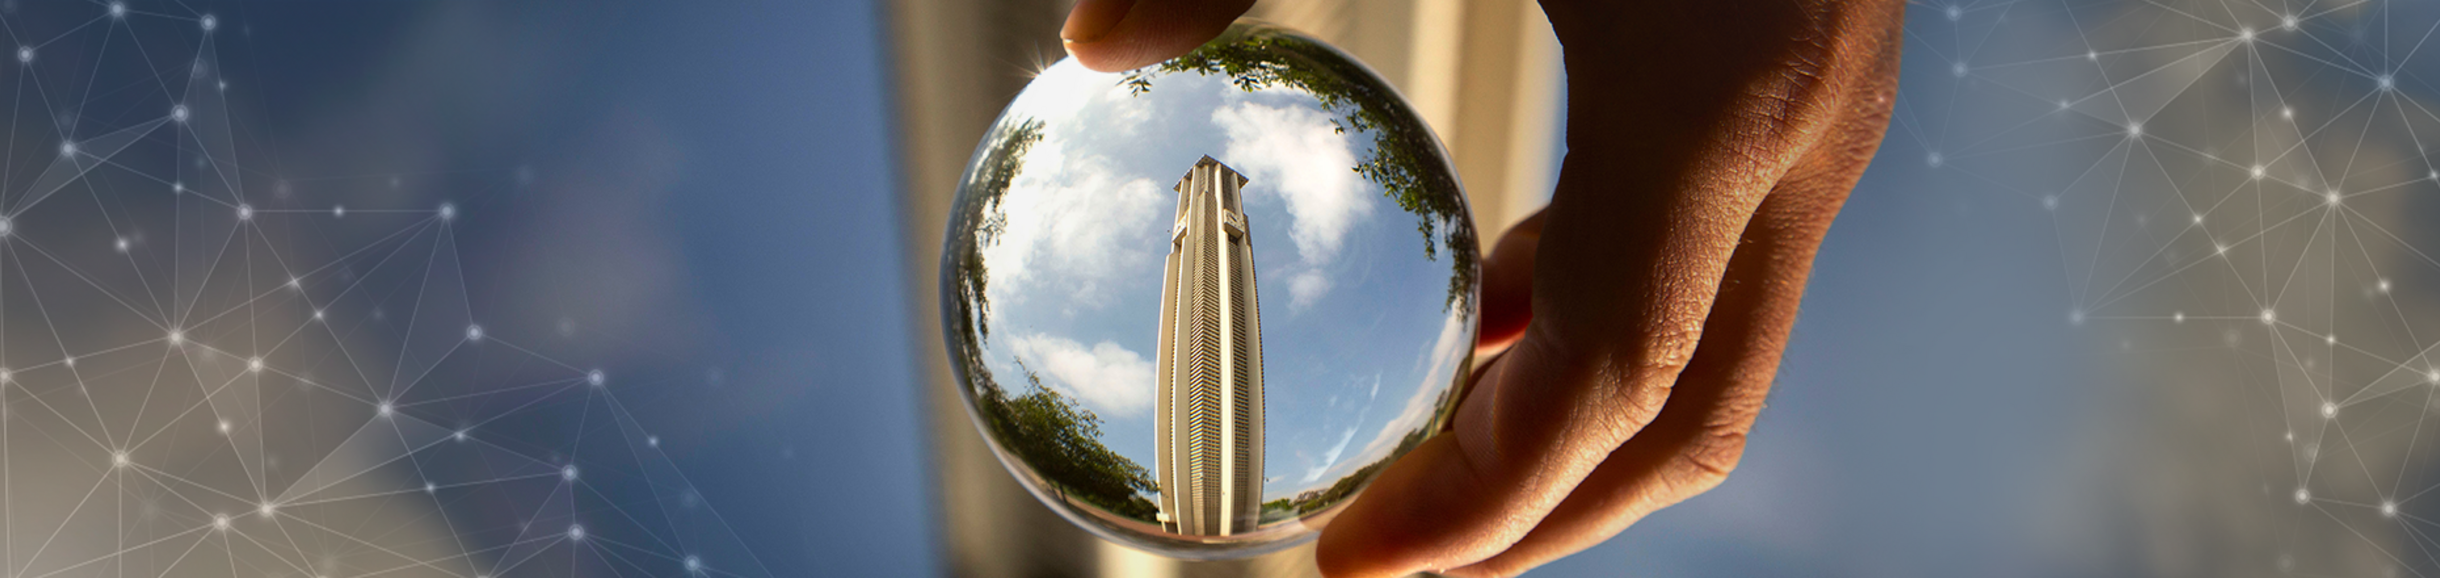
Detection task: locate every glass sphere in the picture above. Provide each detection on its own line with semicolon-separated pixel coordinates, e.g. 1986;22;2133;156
939;20;1479;559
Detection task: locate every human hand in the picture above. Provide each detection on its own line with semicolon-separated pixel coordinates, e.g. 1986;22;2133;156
1063;1;1902;576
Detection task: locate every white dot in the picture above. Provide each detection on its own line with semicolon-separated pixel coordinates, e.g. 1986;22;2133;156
2056;99;2071;110
216;420;229;434
438;203;456;221
2191;213;2204;225
237;204;253;221
647;435;660;448
311;309;326;321
285;276;300;289
2240;27;2255;42
113;237;128;252
2426;369;2438;384
1945;5;1961;20
0;218;13;237
2325;334;2337;345
2215;242;2229;255
2261;309;2277;324
2321;401;2337;419
2384;501;2398;517
168;330;184;345
170;104;187;122
2069;309;2085;325
2042;195;2059;210
568;525;586;541
2296;487;2312;504
1951;62;1967;77
685;556;702;572
108;2;124;18
2173;311;2185;323
2282;15;2299;30
247;357;264;372
2379;74;2396;90
587;370;606;387
212;515;230;530
172;182;184;194
200;14;216;32
112;451;129;467
466;325;484;342
16;47;31;63
1927;152;1944;167
2281;106;2294;119
376;402;394;417
57;141;74;157
2249;165;2265;179
63;356;75;368
2127;122;2142;137
257;503;275;518
424;481;436;494
2325;189;2343;206
332;205;345;218
562;465;578;481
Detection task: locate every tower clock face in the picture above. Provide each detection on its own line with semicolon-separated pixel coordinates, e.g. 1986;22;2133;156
939;21;1481;559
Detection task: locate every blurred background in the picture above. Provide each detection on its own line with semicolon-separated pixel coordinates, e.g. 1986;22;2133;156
1;0;2432;576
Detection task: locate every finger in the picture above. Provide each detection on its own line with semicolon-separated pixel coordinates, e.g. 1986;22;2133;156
1476;209;1546;359
1315;3;1903;576
1446;179;1844;577
1314;146;1759;578
1060;0;1255;72
1450;21;1901;574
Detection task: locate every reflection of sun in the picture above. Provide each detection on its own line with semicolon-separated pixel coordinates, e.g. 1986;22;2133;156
0;5;766;578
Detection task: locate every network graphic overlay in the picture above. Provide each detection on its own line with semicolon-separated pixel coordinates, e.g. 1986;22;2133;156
0;5;767;578
1908;0;2440;575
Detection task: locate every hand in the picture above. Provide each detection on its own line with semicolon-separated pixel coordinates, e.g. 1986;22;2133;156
1064;1;1903;576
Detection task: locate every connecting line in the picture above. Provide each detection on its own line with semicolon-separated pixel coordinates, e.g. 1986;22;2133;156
0;5;781;578
1917;0;2440;574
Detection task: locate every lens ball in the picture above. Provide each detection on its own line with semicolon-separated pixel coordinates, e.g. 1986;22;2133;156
941;20;1479;559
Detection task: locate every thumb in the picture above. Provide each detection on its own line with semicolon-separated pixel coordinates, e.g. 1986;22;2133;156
1061;0;1256;72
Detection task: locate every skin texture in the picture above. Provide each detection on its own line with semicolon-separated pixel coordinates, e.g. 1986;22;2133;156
1063;1;1904;576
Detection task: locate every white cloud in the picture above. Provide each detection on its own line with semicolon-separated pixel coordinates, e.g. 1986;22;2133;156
1008;334;1156;417
980;136;1165;308
1212;101;1370;308
1287;270;1333;310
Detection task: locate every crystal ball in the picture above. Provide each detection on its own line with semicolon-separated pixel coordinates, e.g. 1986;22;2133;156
939;20;1479;559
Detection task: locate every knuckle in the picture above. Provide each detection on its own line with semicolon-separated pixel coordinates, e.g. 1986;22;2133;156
1681;427;1752;487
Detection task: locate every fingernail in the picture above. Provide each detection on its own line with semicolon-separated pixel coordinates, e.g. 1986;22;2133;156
1061;0;1136;43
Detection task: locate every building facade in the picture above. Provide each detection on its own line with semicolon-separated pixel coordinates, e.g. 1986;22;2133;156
1154;156;1266;536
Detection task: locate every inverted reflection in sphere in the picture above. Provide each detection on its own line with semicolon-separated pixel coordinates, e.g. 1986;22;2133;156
940;21;1479;559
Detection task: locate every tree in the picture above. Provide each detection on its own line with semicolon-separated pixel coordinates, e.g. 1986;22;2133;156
944;117;1046;348
973;363;1162;521
1123;26;1479;314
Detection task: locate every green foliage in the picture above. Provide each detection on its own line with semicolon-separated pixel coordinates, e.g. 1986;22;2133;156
1123;27;1478;313
946;117;1046;346
974;364;1162;521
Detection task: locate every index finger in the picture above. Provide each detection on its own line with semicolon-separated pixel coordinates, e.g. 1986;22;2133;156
1060;0;1255;72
